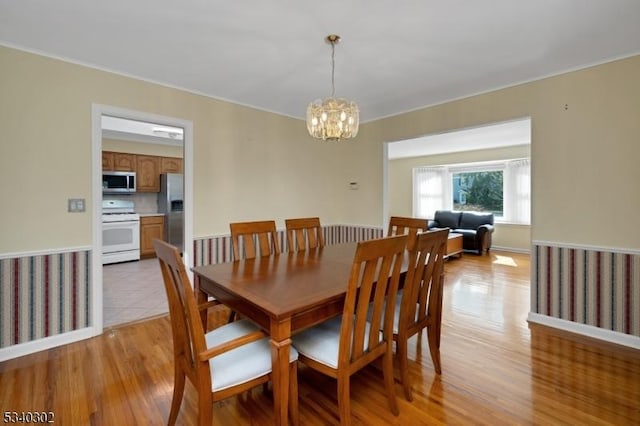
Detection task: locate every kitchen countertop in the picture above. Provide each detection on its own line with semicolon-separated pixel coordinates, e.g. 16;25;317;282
138;213;164;217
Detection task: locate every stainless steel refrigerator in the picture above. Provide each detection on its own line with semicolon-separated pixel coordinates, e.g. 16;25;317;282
158;173;184;252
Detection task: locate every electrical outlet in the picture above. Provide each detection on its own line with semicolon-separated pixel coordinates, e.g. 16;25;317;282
68;198;86;212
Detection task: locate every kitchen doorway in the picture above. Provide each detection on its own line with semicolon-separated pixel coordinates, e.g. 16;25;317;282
91;105;193;332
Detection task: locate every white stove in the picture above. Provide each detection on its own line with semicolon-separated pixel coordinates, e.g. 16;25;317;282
102;200;141;264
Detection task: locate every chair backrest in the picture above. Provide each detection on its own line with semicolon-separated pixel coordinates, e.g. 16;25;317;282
399;228;449;336
387;216;428;251
340;234;407;367
285;217;324;252
230;220;280;260
154;239;210;388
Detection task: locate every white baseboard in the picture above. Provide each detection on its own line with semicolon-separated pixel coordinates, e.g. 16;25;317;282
0;326;100;362
491;245;530;254
527;312;640;350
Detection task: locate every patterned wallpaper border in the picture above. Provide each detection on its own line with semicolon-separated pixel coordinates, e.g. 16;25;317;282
0;225;383;350
532;243;639;338
6;233;636;351
193;224;384;267
0;250;91;348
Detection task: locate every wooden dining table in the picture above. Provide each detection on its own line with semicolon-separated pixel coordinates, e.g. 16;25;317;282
191;242;362;426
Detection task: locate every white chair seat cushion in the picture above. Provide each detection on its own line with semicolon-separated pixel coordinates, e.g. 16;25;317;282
292;316;372;369
205;319;298;392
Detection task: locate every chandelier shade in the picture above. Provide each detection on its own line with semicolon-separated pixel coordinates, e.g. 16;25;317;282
306;35;359;141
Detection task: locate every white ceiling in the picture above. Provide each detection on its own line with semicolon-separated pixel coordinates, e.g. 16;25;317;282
102;116;184;146
1;1;640;123
388;118;531;160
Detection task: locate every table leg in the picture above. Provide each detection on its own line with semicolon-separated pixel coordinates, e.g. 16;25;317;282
194;275;207;328
270;319;293;426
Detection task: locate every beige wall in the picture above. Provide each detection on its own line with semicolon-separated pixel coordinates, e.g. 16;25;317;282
365;55;640;250
0;46;374;253
1;45;639;255
388;144;531;251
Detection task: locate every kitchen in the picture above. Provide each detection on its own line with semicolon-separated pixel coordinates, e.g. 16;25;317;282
101;116;184;327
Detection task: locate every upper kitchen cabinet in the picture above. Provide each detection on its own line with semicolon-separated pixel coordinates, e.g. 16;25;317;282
113;152;135;171
136;155;160;192
102;151;135;171
161;156;183;174
102;151;114;170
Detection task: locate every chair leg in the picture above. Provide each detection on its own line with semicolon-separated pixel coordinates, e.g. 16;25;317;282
427;325;442;374
382;349;399;416
396;336;413;401
289;362;299;426
337;376;352;426
168;368;185;426
197;393;213;426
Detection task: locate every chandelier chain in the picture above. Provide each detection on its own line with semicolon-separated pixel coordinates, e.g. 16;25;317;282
330;39;336;98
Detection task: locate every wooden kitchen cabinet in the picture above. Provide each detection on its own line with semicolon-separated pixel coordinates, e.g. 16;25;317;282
102;151;114;170
136;155;161;192
102;151;135;171
103;150;182;191
160;156;183;173
113;152;135;171
140;215;165;258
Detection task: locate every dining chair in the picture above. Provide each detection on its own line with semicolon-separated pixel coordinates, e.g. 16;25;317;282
393;228;449;401
230;220;280;260
387;216;428;250
285;217;324;252
153;239;299;426
292;234;408;426
228;220;281;322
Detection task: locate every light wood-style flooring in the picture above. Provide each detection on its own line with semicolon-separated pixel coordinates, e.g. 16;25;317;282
1;251;639;425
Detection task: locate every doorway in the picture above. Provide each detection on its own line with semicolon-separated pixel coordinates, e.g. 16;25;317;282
91;104;193;332
381;117;531;251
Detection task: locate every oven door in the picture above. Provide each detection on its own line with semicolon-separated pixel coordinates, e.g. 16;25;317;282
102;220;140;264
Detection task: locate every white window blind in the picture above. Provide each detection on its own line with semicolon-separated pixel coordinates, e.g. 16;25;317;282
412;167;449;218
504;159;530;224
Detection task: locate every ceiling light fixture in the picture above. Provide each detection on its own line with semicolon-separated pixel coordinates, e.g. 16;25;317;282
306;34;359;141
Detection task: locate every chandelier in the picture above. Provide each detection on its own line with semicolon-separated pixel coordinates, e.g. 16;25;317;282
307;35;359;141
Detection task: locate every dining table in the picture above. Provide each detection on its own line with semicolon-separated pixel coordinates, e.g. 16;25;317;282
192;242;364;426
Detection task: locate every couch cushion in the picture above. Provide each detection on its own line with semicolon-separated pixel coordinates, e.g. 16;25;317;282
460;212;494;230
434;210;462;229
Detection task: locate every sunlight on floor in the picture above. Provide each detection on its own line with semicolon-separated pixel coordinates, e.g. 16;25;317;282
493;255;518;267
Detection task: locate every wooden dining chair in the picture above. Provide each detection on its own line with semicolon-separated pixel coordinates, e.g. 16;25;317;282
285;217;324;252
228;220;281;321
387;216;428;251
153;240;299;426
292;234;408;426
230;220;280;260
393;228;449;401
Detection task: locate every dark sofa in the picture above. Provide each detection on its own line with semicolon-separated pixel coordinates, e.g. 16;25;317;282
427;210;495;255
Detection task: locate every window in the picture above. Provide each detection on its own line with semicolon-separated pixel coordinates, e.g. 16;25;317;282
413;159;530;224
452;170;503;216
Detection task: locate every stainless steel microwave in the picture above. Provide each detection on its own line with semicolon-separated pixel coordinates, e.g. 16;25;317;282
102;171;136;193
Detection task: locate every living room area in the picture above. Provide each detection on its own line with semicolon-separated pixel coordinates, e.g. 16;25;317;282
386;117;532;256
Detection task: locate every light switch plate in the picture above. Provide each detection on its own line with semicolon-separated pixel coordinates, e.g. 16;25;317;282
68;198;86;212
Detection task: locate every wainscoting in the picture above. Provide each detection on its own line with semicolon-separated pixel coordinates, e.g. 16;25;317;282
193;224;383;266
0;225;383;356
0;249;91;349
531;242;640;339
4;234;638;358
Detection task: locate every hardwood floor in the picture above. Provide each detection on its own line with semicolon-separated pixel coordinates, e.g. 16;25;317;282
1;251;638;425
